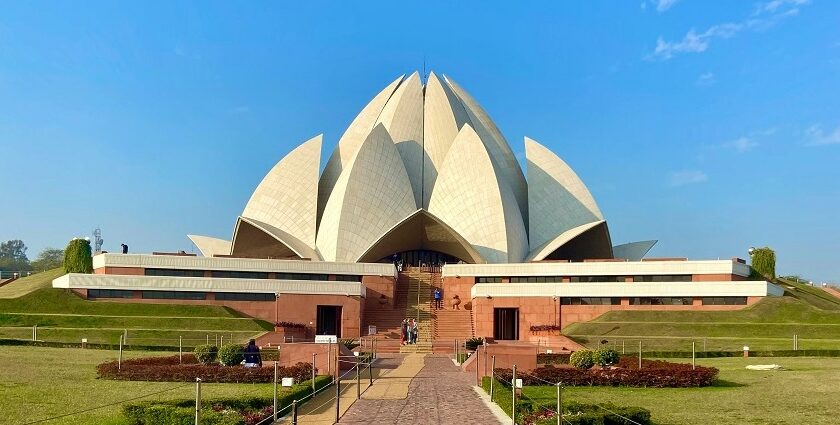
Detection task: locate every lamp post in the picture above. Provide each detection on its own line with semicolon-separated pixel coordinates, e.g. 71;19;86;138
274;293;280;326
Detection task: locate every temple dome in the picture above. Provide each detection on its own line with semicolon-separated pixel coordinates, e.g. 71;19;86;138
190;72;652;263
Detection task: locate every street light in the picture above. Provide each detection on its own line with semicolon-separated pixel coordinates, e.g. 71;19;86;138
747;247;756;256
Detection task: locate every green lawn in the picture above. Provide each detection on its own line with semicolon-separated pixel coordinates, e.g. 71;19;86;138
0;269;272;347
565;295;840;351
519;357;840;424
0;345;309;425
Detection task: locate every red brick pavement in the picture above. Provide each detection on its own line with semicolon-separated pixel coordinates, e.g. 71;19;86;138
340;355;501;424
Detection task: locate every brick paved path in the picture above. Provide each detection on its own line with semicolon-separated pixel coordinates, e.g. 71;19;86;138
340;355;502;424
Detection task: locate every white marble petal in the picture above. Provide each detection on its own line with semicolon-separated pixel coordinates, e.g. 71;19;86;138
428;124;528;263
376;71;424;207
187;235;231;258
526;136;603;250
242;134;322;250
422;72;471;208
316;124;418;262
613;240;658;261
317;75;404;224
444;75;529;226
525;220;606;262
233;216;321;261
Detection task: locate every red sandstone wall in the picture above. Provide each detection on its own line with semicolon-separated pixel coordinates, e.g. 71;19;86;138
693;274;741;282
276;294;362;339
461;343;538;376
76;293;362;338
274;342;357;375
441;276;476;309
361;275;395;310
471;297;759;339
95;267;144;275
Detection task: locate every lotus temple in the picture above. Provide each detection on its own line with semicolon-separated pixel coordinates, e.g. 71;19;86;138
53;72;782;350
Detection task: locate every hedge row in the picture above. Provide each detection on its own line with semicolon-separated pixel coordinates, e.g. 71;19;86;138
123;376;332;425
495;357;718;388
480;377;652;425
536;353;570;365
97;354;315;383
640;349;840;358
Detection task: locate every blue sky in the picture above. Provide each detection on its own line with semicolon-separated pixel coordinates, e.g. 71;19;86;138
1;1;838;281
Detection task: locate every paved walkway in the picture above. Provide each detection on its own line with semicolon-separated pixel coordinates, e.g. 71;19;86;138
274;355;411;424
340;355;502;425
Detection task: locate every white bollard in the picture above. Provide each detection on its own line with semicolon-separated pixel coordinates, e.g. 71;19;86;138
194;378;202;425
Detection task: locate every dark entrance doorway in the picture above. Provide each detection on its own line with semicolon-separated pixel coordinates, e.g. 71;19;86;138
378;250;462;267
493;308;519;340
316;305;342;337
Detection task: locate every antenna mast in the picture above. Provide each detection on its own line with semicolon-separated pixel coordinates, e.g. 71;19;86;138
93;227;104;254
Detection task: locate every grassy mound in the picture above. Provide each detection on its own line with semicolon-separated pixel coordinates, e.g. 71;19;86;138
0;268;272;346
0;268;65;298
564;281;840;351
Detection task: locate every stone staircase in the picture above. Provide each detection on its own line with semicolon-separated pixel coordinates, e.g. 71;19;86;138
399;269;433;354
433;308;475;340
361;274;411;353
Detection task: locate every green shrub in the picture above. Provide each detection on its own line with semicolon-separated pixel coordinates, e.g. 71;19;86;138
63;238;92;274
218;343;244;366
595;348;620;367
194;344;218;365
750;247;776;280
465;337;484;351
122;403;244;425
537;353;570;365
569;349;595;369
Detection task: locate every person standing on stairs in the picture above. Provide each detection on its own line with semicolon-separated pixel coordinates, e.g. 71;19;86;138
410;318;418;344
400;319;407;345
433;287;443;310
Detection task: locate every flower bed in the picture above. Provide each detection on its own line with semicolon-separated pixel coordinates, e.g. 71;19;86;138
495;356;717;388
97;354;315;383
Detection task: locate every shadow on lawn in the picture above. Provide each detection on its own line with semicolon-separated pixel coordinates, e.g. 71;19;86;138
713;379;746;388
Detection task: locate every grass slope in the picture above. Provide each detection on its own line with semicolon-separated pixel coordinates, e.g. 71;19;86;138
564;283;840;351
522;357;840;425
0;269;272;346
0;268;64;298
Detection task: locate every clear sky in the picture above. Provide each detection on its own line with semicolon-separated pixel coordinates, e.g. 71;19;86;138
1;1;838;282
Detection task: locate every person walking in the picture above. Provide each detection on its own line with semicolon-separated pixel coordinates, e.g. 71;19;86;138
400;319;407;345
243;339;262;367
433;287;443;310
120;243;129;254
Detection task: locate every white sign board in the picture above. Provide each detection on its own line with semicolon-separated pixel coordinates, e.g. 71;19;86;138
315;335;338;344
281;377;294;387
515;379;523;389
546;349;553;354
368;325;377;335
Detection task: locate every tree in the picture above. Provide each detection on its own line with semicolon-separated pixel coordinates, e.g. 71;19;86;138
0;239;31;271
750;247;776;280
31;248;64;272
64;239;93;274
